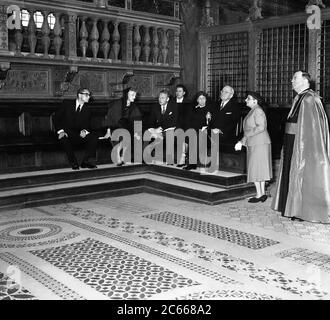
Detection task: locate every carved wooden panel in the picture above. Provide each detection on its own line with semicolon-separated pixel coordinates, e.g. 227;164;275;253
1;69;49;94
128;74;152;97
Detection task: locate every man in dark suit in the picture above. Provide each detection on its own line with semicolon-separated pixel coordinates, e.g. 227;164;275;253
209;85;241;142
146;89;178;164
174;84;190;130
53;88;98;170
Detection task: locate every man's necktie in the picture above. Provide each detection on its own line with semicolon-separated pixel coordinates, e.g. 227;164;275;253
220;101;224;109
161;106;166;115
76;105;81;112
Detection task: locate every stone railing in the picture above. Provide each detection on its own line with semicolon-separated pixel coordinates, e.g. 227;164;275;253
0;0;181;68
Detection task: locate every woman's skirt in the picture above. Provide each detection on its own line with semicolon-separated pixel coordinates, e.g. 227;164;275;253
246;143;272;182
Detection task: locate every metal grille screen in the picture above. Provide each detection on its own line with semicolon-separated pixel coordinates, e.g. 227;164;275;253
256;24;308;106
320;20;330;104
207;32;249;102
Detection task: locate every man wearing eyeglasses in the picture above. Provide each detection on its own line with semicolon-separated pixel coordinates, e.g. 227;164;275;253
209;85;241;142
53;88;98;170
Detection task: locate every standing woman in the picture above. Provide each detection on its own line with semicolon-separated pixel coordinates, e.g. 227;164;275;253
235;91;272;202
103;87;142;165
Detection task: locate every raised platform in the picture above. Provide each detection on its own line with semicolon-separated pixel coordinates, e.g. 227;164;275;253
0;163;255;211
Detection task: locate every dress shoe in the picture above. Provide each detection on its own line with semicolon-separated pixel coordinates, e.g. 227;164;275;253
290;217;303;221
71;164;80;170
260;195;268;202
248;197;260;203
176;164;186;168
116;161;124;167
183;164;197;170
81;162;97;169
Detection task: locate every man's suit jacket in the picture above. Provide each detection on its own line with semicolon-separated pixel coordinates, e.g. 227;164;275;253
53;99;92;134
175;97;191;130
209;98;241;141
148;101;178;130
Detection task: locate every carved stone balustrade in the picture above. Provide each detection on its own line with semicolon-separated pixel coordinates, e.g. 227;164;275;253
1;1;181;69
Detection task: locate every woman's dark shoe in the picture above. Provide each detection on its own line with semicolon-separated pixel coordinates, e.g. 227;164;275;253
290;217;303;221
183;164;197;170
260;195;268;202
116;161;124;167
248;197;260;203
176;164;186;168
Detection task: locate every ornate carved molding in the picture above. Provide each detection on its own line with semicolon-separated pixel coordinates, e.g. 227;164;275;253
0;62;10;89
57;66;79;95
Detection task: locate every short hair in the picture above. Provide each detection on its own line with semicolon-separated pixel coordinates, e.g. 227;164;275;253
77;88;91;97
159;89;170;97
221;85;234;95
195;91;208;101
299;70;312;84
123;87;138;102
176;84;187;92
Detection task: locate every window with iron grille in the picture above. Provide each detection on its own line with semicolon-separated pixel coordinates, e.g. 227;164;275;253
207;32;249;102
256;23;308;106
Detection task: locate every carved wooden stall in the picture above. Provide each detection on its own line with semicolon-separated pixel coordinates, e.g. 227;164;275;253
198;4;330;164
0;0;182;172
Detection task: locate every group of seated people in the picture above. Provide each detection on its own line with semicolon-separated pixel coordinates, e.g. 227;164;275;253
53;84;243;170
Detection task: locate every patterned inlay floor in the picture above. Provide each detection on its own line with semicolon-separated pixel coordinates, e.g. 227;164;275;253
31;238;199;300
143;211;279;250
0;271;37;300
1;193;330;300
276;248;330;272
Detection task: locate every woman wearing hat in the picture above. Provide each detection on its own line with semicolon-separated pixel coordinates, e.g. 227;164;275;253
235;92;272;202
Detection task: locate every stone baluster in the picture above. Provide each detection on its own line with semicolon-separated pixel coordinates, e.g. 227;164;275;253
111;21;120;60
53;12;62;57
133;24;141;62
14;17;23;55
160;28;169;64
90;17;99;58
27;9;37;55
79;16;88;58
151;27;159;64
100;20;110;59
41;11;50;56
142;26;151;62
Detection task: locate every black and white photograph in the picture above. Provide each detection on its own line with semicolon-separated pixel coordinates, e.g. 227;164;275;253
0;0;330;305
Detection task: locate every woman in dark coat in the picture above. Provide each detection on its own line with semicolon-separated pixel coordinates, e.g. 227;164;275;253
103;87;142;165
179;91;212;170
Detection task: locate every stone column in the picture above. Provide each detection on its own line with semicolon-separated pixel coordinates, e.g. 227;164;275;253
121;22;133;63
0;5;9;54
64;13;77;58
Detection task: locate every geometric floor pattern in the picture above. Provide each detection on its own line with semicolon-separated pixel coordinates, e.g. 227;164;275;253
0;271;37;300
1;192;330;300
31;238;199;300
143;211;280;250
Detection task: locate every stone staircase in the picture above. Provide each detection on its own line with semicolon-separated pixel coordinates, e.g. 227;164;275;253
0;163;255;211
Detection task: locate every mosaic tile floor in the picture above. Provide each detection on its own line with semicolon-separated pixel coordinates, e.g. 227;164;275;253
1;193;330;300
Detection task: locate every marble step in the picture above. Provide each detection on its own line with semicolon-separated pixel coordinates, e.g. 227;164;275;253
0;163;248;191
0;172;255;211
